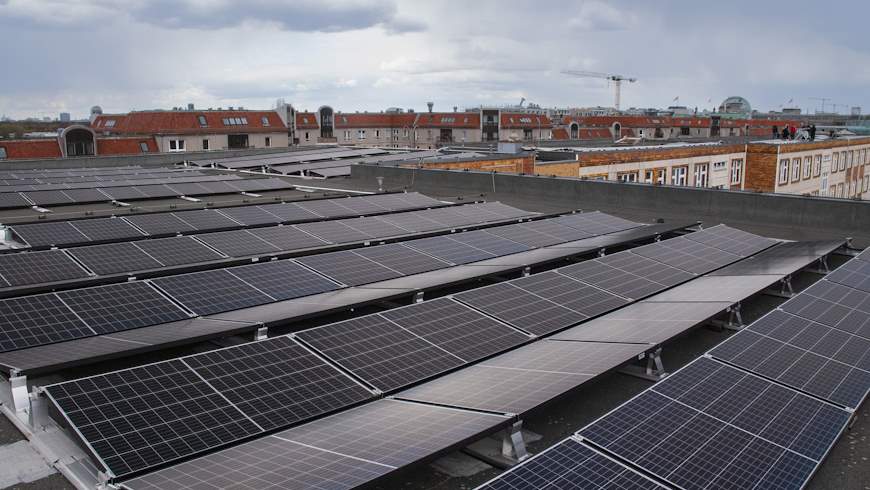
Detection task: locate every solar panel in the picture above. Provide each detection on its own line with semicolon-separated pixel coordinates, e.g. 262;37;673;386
0;250;89;286
132;184;178;198
552;301;732;344
399;341;646;415
645;275;780;303
12;221;89;247
483;222;567;247
597;251;696;287
297;315;466;392
296;250;402;286
710;310;870;408
475;201;537;220
133;236;225;266
296;198;356;218
380;298;530;363
578;357;850;490
60;188;111;204
295;220;371;243
858;247;870;263
357;192;433;211
631;237;741;274
214;206;282;226
0;193;30;209
478;438;666;490
557;259;667;300
21;189;75;205
351;243;451;275
230;178;292;192
338;216;412;238
272;399;508;468
328;197;390;214
256;202;320;222
194;180;245;195
67;242;163;275
375;210;446;233
826;258;870;293
227;260;340;301
710;240;842;276
511;271;631;319
423;208;487;228
172;209;240;231
123;213;196;236
100;186;147;200
404;235;495;264
554;212;640;235
165;182;210;196
247;225;329;251
44;359;262;477
684;224;779;257
453;282;588;336
0;294;93;352
151;269;274;315
194;230;281;257
449;230;531;256
122;432;392;490
779;279;870;339
57;282;190;334
69;218;145;242
183;336;372;430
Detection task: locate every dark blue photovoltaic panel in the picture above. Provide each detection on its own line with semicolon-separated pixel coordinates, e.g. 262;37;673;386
151;269;274;315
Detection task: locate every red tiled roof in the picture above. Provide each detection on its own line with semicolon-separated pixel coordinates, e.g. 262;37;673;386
92;110;284;135
96;137;158;155
552;128;569;140
0;139;62;159
296;112;320;129
334;113;417;128
500;113;552;129
416;112;479;128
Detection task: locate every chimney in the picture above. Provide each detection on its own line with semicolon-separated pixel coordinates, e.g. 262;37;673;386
453;106;458;112
187;103;194;111
427;102;434;113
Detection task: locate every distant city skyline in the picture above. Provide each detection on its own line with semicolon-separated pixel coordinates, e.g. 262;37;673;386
1;0;869;119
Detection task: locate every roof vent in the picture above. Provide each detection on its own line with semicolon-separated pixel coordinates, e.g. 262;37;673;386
427;102;434;113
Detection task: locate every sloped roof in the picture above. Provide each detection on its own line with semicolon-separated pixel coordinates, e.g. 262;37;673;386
96;137;158;155
296;112;320;129
500;113;552;129
334;113;417;128
0;139;62;159
92;110;284;135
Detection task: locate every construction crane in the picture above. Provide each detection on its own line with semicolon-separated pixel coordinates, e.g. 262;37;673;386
561;70;637;111
809;97;832;113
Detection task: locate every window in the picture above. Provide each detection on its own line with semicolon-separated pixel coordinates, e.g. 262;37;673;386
829;185;836;196
138;142;149;153
222;117;249;126
837;183;844;197
694;163;709;187
713;161;726;171
202;139;209;150
731;159;743;185
813;155;822;177
680;127;690;136
803;156;811;180
618;172;638;183
104;119;116;127
304;132;310;141
265;137;271;147
375;130;380;139
821;172;828;195
0;147;6;159
671;166;688;186
791;158;801;182
261;116;270;127
778;159;789;185
832;153;839;173
357;130;366;140
848;151;855;168
403;129;409;137
840;151;847;171
344;130;351;141
197;115;208;127
168;139;185;152
864;175;869;193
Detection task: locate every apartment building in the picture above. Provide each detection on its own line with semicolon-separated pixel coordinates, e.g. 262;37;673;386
553;115;795;142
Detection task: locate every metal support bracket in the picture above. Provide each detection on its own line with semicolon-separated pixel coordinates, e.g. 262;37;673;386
414;291;425;303
10;373;30;417
28;388;50;428
598;248;606;257
501;421;529;462
522;266;531;277
711;302;744;331
620;348;668;381
254;326;268;341
654;233;662;242
805;255;831;274
764;275;794;298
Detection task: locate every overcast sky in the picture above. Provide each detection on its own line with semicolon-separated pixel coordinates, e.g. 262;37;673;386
2;0;870;119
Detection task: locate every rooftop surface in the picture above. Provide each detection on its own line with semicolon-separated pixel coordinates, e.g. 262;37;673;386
0;161;866;490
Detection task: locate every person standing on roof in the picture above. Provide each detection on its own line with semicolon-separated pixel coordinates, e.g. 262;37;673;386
781;126;790;140
789;124;797;140
810;124;817;141
772;125;780;139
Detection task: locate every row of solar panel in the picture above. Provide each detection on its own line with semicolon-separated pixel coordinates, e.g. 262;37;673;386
0;201;520;289
0;209;632;352
0;169;203;187
0;177;293;209
42;224;756;480
481;251;868;490
0;173;234;194
124;234;833;489
8;191;445;248
53;225;789;484
0;166;188;180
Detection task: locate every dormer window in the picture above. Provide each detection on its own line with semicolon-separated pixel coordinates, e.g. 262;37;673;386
197;115;208;127
104;119;116;127
261;116;270;126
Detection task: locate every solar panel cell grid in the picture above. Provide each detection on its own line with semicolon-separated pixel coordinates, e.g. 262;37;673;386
684;224;779;257
478;438;665;490
780;280;870;339
449;230;531;257
483;222;565;247
296;250;402;286
60;188;111;203
825;259;870;293
512;271;631;319
151;269;274;315
296;199;356;218
0;250;89;286
123;213;197;236
69;218;145;242
0;193;30;209
227;260;340;301
214;206;282;226
193;230;280;257
338;216;412;238
0;294;93;352
132;236;225;267
172;209;240;231
12;221;90;247
380;298;530;363
183;336;373;430
56;282;190;335
375;211;446;233
404;236;495;265
255;202;320;222
297;315;465;392
247;225;328;251
21;190;75;205
44;360;262;477
67;242;164;275
100;186;147;200
557;260;666;300
351;244;450;276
